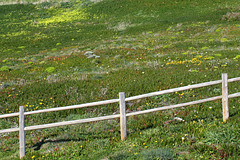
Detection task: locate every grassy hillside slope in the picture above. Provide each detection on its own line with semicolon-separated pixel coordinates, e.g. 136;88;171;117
0;0;240;159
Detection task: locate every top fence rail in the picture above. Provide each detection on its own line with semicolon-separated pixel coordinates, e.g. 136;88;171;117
0;76;239;119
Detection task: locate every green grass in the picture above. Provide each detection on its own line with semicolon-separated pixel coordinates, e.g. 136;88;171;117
0;0;240;159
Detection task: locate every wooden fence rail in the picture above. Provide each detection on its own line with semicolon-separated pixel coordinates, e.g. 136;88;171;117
1;76;239;119
0;73;239;159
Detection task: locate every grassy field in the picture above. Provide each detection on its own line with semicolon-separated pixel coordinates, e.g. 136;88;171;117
0;0;240;159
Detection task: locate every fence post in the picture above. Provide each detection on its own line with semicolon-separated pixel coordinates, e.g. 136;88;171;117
19;106;25;159
119;92;127;140
222;73;229;123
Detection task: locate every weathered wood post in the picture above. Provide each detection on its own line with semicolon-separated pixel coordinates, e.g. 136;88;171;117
222;73;229;123
19;106;25;159
119;92;127;140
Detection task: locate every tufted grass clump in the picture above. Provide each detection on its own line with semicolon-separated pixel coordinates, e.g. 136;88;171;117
203;124;240;145
0;66;11;72
45;67;56;73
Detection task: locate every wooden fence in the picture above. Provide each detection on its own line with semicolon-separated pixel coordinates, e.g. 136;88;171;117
0;73;240;158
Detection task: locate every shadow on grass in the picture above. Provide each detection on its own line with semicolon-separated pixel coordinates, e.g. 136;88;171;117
32;138;81;151
32;133;109;151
